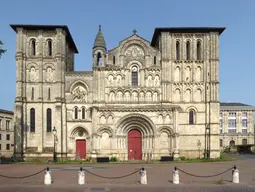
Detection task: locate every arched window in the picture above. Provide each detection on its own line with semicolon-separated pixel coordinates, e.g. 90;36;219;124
113;56;115;65
154;56;156;65
74;107;78;120
189;110;195;124
131;66;138;87
176;41;180;60
220;139;223;147
30;108;35;132
186;41;191;60
46;108;52;132
81;107;86;120
48;88;51;100
197;41;201;60
47;40;52;56
97;52;102;66
31;39;36;56
31;87;34;100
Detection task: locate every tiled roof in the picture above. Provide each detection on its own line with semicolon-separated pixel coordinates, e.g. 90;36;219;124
220;102;255;111
0;109;14;115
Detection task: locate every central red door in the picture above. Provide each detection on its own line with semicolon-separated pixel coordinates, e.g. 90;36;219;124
76;139;86;159
128;129;142;160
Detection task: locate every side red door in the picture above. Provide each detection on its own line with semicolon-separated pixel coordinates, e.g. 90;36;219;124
128;129;142;160
76;139;86;159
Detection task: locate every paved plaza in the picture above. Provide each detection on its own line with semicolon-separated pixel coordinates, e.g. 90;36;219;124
1;158;255;191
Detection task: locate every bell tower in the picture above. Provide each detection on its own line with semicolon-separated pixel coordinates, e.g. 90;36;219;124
93;25;107;67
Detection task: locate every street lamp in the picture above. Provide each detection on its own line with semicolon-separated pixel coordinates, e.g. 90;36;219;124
52;127;57;162
197;139;201;159
206;127;210;160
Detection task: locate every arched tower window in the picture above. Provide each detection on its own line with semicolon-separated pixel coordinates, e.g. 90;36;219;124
31;39;36;56
189;110;195;124
31;87;34;100
48;88;51;100
113;56;115;65
74;107;78;120
197;41;201;60
186;41;191;60
97;52;102;66
176;41;180;60
131;66;138;87
47;40;52;56
154;56;156;65
46;108;52;132
81;107;86;120
30;108;35;132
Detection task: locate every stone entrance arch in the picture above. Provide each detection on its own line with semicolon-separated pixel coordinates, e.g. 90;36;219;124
70;126;90;160
115;114;155;160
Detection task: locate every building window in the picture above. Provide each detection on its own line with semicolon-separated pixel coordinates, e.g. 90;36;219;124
220;139;223;147
6;120;10;130
31;39;36;56
74;107;78;120
97;52;102;66
31;87;34;100
242;112;247;118
6;134;10;140
46;108;52;132
242;119;248;127
196;41;201;60
154;56;156;65
242;129;247;134
6;144;10;150
220;129;223;134
176;41;180;60
0;119;2;130
228;119;236;127
220;119;223;128
0;134;1;140
131;66;138;87
113;56;115;65
47;40;52;56
81;107;86;120
189;110;195;124
0;144;1;150
186;41;191;60
30;108;35;132
48;88;51;100
242;139;247;145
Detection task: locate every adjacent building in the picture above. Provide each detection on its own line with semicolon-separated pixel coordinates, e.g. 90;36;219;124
0;109;14;157
220;102;255;150
11;24;225;161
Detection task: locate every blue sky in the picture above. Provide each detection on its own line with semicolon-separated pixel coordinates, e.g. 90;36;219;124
0;0;254;111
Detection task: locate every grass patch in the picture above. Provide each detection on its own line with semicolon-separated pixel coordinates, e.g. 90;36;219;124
213;179;225;185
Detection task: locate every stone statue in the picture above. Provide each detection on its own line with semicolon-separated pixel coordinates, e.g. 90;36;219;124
72;86;87;102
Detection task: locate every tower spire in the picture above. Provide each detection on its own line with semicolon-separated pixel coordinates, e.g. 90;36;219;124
93;25;106;50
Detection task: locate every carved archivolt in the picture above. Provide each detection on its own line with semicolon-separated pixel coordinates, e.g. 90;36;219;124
99;113;114;124
146;74;160;87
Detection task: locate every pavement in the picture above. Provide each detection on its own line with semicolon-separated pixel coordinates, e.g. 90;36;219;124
1;156;255;191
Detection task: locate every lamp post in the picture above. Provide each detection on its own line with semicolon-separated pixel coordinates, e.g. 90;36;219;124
52;127;57;162
206;126;210;160
197;139;201;159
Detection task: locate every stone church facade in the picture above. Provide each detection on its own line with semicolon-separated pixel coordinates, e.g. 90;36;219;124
11;24;225;161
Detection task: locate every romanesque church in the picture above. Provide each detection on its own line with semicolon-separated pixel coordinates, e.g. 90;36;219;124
11;24;225;160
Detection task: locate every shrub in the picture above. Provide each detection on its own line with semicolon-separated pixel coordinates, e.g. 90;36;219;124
110;156;117;162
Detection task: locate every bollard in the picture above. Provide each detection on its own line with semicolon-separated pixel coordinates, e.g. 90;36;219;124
44;167;52;185
78;167;85;185
139;167;147;184
232;165;239;184
172;166;179;184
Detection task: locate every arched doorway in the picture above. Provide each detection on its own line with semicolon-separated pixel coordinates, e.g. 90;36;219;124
76;139;86;159
230;140;235;148
128;129;142;160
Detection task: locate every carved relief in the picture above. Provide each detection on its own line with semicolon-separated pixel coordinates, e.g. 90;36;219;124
72;86;87;102
108;115;114;124
146;91;152;101
116;75;122;86
100;116;106;124
154;75;160;86
125;45;144;59
109;91;115;102
108;75;114;86
153;92;158;102
158;114;163;124
46;67;54;82
140;91;145;102
29;67;37;82
132;91;138;101
116;91;123;102
147;75;153;86
124;91;131;101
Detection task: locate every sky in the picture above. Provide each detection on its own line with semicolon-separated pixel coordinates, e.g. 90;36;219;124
0;0;254;111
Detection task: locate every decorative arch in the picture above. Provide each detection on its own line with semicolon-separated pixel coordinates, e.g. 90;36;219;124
157;126;174;136
70;125;90;138
196;40;202;60
115;113;156;136
184;88;192;102
185;106;198;112
69;80;89;93
27;63;39;70
126;60;143;70
121;40;148;56
174;88;181;102
97;126;114;137
43;63;55;70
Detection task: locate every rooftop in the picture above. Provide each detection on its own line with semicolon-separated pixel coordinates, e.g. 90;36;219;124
220;102;255;111
151;27;226;46
0;109;14;115
10;24;78;53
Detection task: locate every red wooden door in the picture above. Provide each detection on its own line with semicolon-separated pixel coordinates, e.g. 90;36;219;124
76;139;86;159
128;129;142;160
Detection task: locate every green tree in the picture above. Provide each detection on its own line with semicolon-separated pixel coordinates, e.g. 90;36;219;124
0;40;7;58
